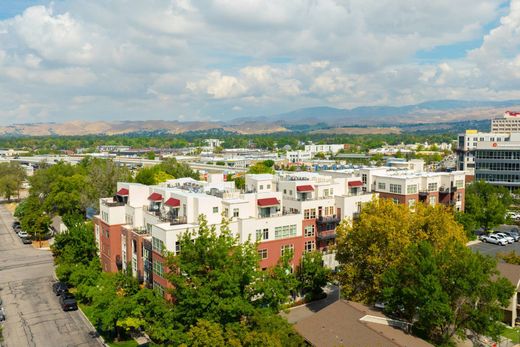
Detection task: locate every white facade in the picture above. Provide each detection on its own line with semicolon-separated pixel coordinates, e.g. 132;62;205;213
304;144;345;155
286;150;312;163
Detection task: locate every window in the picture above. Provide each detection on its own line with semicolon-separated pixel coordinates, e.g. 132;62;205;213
406;185;417;194
389;184;402;194
429;196;436;206
224;208;229;216
233;208;239;218
175;241;181;254
304;209;310;219
256;228;269;240
153;281;165;296
378;182;386;190
330;188;334;196
152;237;164;252
259;185;264;190
281;244;294;256
267;184;271;189
408;199;416;208
304;224;315;237
362;174;367;184
304;241;315;253
102;211;109;222
310;209;316;219
283;189;287;194
275;225;297;239
258;249;268;259
213;206;219;213
324;189;329;197
427;183;438;192
392;198;400;204
455;180;464;188
152;261;164;277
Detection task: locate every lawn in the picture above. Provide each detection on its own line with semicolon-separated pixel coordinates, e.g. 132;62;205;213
78;304;138;347
501;326;520;344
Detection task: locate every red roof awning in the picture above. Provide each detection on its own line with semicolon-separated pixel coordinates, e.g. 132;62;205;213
148;192;163;201
116;188;129;196
257;198;280;207
297;185;314;192
165;197;181;208
348;181;363;187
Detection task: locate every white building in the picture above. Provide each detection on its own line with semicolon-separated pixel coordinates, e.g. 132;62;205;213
304;144;345;155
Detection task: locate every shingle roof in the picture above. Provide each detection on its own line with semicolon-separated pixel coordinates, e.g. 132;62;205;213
295;300;433;347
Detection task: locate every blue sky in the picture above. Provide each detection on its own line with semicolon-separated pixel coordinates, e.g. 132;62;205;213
0;0;518;124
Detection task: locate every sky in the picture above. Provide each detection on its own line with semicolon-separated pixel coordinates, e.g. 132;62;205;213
0;0;520;124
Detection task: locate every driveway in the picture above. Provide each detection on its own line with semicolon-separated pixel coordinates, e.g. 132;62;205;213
0;205;101;347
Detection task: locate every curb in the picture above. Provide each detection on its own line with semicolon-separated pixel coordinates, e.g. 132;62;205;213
466;240;481;246
77;307;108;347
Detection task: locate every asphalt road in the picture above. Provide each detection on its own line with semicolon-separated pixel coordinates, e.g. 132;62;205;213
0;205;101;347
469;239;520;258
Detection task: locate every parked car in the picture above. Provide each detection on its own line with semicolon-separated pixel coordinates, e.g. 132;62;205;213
479;234;508;246
506;211;520;220
17;230;28;238
12;221;20;228
59;292;78;311
21;237;32;245
502;231;520;242
52;282;68;296
0;307;5;322
496;233;514;244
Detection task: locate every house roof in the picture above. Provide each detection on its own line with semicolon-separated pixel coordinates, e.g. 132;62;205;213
148;192;163;201
164;197;181;208
257;197;280;207
116;188;129;196
295;300;433;347
497;262;520;288
297;185;315;192
348;180;364;187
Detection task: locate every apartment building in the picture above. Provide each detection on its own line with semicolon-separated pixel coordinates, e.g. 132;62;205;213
304;144;345;155
286;150;312;163
491;111;520;133
94;165;464;296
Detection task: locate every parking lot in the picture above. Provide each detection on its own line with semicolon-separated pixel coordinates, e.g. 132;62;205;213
469;239;520;258
0;205;101;347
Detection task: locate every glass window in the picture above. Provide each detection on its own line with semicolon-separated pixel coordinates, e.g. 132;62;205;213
304;224;315;237
281;244;294;256
258;249;268;259
389;184;402;194
233;208;239;217
378;182;386;190
213;206;219;213
406;185;417;194
304;241;315;253
427;183;438;192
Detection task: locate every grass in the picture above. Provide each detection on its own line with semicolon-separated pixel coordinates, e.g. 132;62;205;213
501;326;520;344
78;303;138;347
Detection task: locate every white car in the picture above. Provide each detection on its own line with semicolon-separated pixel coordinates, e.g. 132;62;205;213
479;234;507;246
17;231;28;238
496;233;514;244
506;212;520;220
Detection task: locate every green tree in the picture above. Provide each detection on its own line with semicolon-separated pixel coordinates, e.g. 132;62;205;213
0;162;27;201
134;166;157;185
335;198;467;302
381;241;515;345
248;162;275;174
145;151;156;160
458;180;512;232
497;251;520;265
296;251;329;301
185;320;226;347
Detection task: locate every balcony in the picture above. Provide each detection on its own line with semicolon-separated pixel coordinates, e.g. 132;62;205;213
317;232;337;241
101;198;125;207
317;215;340;224
161;215;188;225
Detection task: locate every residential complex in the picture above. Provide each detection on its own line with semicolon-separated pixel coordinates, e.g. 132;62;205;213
94;164;465;296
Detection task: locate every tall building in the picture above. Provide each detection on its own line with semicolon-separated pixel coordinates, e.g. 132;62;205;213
474;133;520;191
491;111;520;133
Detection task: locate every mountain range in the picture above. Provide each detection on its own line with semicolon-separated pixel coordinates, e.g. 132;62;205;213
1;99;519;136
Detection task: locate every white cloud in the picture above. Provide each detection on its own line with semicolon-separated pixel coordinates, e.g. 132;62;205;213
0;0;518;123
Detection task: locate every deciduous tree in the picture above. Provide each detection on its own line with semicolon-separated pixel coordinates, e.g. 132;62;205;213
335;198;466;302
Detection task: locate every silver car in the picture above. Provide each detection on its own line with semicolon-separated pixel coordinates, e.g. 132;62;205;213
496;233;514;244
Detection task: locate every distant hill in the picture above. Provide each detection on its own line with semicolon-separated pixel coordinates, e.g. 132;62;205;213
254;99;520;126
0;99;517;136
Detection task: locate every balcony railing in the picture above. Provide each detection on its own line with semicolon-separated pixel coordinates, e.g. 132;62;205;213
101;199;125;207
317;215;340;224
284;195;334;202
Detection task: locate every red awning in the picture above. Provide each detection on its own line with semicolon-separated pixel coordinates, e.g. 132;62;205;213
348;181;363;187
165;197;181;208
148;192;163;201
257;198;280;207
297;185;314;192
116;188;129;196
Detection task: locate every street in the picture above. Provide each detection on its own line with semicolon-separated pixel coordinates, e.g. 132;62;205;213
0;205;101;347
